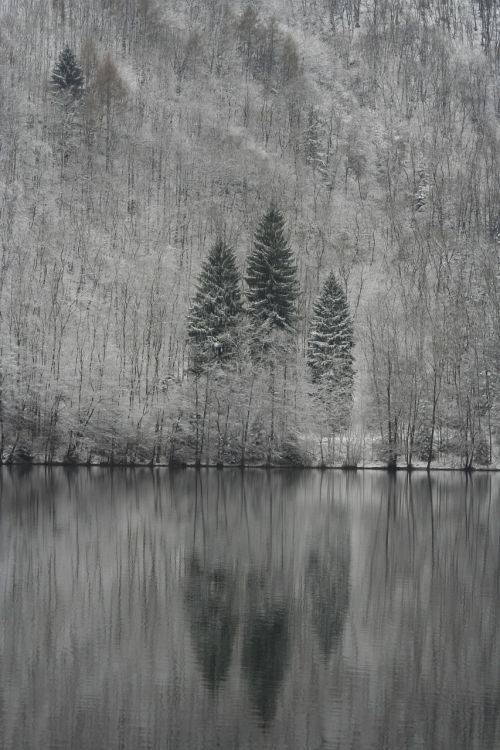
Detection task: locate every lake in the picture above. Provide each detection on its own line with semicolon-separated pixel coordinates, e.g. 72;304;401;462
0;468;499;749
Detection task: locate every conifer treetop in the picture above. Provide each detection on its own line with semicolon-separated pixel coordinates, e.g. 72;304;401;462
307;271;354;387
246;204;298;331
51;46;85;96
188;239;243;364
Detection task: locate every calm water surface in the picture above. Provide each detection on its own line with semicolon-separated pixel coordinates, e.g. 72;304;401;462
0;469;499;749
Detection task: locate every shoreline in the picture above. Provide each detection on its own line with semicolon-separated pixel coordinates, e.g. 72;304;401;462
0;461;497;473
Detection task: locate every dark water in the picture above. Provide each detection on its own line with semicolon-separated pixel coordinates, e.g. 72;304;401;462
0;469;499;750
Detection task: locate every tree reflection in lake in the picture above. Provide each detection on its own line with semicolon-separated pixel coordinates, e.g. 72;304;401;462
241;600;289;727
306;544;350;658
184;555;238;692
0;468;499;749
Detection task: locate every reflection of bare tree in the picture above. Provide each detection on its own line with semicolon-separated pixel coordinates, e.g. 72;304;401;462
184;556;238;692
351;473;500;750
241;598;289;728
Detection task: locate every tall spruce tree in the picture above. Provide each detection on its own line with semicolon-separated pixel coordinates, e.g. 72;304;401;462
246;204;298;330
51;46;84;97
307;272;354;397
188;240;243;365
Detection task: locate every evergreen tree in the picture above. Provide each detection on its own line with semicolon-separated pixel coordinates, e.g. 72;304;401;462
51;46;84;97
246;204;298;330
188;239;243;364
304;106;327;176
307;272;354;397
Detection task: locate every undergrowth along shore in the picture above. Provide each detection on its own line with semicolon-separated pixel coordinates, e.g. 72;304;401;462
1;459;496;472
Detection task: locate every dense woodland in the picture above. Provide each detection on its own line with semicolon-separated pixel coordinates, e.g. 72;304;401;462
2;0;500;467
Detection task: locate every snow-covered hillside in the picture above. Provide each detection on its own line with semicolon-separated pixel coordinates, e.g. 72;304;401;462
0;0;499;467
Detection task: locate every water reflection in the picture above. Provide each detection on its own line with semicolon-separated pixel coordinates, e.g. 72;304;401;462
242;600;289;727
184;556;238;692
0;469;499;749
306;544;350;657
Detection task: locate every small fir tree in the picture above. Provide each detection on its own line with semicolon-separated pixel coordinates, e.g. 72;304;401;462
51;46;84;97
307;272;354;398
304;106;327;176
188;240;243;365
246;204;298;330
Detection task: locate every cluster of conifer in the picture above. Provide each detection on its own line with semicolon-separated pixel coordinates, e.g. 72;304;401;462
188;204;354;404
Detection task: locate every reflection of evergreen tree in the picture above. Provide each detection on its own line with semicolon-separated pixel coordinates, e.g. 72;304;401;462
242;605;289;728
184;557;238;692
306;545;350;657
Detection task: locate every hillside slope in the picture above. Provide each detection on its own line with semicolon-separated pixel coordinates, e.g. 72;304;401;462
1;0;499;466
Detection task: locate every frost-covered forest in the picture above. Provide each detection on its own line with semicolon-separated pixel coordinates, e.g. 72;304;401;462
2;0;500;467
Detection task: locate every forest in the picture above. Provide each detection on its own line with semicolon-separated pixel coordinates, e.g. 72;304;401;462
1;0;500;467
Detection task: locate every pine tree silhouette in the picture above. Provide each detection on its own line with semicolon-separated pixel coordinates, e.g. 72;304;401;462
307;272;354;398
246;204;298;330
188;239;243;365
51;46;84;97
